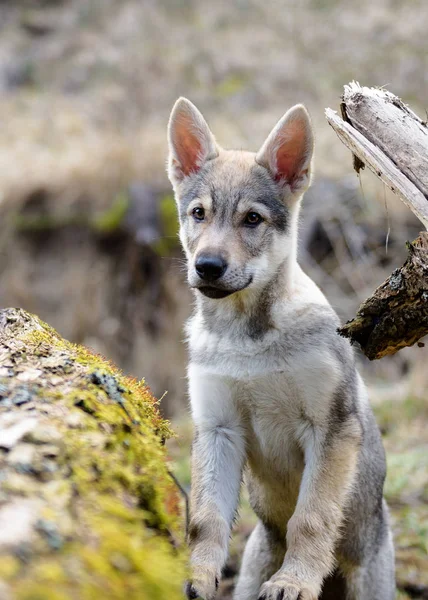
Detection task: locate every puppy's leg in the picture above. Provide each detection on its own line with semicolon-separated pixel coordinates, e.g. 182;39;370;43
368;525;395;600
186;367;245;600
258;417;362;600
339;500;395;600
234;521;284;600
344;519;395;600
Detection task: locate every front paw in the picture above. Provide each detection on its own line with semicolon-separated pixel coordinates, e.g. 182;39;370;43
185;567;219;599
258;574;318;600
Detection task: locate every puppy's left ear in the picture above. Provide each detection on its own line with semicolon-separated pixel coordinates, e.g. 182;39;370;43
256;104;314;195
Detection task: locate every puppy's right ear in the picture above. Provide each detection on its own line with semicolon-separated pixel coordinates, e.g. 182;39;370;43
167;98;218;187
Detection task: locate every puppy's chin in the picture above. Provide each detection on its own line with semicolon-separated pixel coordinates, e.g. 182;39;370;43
197;286;235;299
194;277;253;300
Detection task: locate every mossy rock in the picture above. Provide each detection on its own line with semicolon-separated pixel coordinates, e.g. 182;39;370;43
0;308;187;600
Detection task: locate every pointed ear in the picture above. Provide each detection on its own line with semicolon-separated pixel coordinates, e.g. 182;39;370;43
256;104;314;194
167;97;218;186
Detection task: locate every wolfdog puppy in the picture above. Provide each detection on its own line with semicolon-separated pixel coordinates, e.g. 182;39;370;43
167;98;395;600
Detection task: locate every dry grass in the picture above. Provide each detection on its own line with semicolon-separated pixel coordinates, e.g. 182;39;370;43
1;0;428;202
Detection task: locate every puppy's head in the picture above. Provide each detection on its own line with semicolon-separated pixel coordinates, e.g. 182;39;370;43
167;98;314;299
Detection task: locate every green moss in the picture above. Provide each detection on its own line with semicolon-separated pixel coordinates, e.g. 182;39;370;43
14;191;129;235
0;556;21;579
92;191;129;233
154;193;179;255
0;309;187;599
18;588;70;600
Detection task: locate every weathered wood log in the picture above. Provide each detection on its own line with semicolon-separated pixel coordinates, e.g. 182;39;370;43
338;233;428;360
326;82;428;229
0;308;187;600
326;83;428;358
343;82;428;199
325;107;428;230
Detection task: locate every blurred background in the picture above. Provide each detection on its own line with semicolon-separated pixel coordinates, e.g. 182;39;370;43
0;0;427;597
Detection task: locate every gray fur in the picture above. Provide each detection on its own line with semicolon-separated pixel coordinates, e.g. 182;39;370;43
189;304;343;365
167;98;395;600
179;159;289;232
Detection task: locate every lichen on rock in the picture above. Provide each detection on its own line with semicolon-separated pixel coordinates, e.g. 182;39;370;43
0;308;187;599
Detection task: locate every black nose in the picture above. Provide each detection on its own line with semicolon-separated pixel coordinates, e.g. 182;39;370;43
195;254;227;282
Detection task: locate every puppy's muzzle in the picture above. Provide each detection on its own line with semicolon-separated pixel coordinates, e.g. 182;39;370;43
194;252;232;298
193;252;252;299
195;253;227;282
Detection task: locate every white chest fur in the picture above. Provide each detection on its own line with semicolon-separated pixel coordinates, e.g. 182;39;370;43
188;322;342;479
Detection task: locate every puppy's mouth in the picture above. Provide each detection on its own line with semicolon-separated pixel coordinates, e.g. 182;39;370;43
198;287;235;299
195;277;253;300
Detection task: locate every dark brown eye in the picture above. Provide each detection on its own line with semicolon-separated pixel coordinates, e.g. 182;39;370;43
244;211;263;227
192;207;205;221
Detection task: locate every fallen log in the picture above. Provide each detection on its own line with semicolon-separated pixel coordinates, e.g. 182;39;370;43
338;233;428;360
0;308;187;600
326;83;428;358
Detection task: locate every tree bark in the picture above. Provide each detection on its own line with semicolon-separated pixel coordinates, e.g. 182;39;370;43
326;83;428;359
338;233;428;360
0;308;187;600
